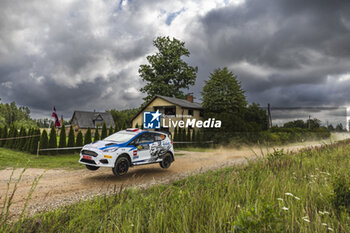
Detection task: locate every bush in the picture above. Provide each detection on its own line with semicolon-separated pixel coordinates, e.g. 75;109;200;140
233;202;284;233
333;174;350;212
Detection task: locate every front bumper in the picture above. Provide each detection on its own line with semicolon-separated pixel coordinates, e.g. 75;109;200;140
79;149;115;168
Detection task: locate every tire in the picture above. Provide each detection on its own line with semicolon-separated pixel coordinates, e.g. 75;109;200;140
112;156;129;176
86;165;99;171
160;153;172;169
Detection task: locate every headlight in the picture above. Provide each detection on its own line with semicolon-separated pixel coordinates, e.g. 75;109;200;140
102;148;119;153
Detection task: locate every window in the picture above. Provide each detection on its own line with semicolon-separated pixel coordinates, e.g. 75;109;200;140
188;109;193;116
133;133;155;144
154;133;166;141
164;107;176;115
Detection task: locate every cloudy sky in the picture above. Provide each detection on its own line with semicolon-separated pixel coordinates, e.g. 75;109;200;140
1;0;350;122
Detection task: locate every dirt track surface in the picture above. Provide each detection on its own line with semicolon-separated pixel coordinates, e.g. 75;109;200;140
1;133;349;220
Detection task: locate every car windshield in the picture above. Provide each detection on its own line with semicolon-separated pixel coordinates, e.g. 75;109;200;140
104;132;136;142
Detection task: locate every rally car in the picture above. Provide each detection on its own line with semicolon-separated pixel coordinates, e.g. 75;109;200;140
79;128;175;176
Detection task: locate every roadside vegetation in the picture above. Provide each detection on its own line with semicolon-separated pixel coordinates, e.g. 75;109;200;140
0;148;82;170
2;140;350;232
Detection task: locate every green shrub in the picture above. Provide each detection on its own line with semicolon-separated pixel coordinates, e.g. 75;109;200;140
333;174;350;212
233;202;284;233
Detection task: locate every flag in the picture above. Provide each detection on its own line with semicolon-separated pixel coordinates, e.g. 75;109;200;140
52;107;61;128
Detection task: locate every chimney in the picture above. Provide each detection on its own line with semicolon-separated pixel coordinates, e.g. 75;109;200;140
187;95;194;103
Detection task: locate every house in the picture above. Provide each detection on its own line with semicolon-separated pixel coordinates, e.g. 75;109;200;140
131;95;203;134
70;111;115;135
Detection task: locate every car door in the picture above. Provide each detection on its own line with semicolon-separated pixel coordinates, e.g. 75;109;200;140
132;133;154;162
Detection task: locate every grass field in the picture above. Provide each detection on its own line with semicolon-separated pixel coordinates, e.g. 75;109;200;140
2;140;350;232
0;148;186;170
0;148;82;170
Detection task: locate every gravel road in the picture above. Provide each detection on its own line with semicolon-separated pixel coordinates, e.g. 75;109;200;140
1;134;349;220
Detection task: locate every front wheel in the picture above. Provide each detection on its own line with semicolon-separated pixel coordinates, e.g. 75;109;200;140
112;156;129;176
160;153;172;169
86;165;99;171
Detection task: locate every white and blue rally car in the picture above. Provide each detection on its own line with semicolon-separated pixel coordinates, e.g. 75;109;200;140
79;128;175;176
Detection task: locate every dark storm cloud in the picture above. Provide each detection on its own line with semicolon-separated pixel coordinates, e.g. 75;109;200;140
188;0;350;108
1;0;350;120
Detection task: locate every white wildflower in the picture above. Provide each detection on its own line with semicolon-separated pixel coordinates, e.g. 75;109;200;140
303;218;310;223
294;196;301;201
282;207;289;211
322;223;327;226
285;193;294;197
328;227;333;231
277;198;284;201
323;211;330;215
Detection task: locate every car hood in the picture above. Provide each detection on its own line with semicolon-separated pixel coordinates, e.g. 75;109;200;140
84;140;124;150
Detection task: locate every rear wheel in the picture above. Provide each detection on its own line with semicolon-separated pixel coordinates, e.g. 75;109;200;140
160;153;172;169
112;156;129;176
86;165;99;171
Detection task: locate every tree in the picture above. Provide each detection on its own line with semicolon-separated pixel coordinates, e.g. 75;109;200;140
94;128;100;142
201;68;248;141
245;103;268;131
85;127;92;144
139;36;198;102
67;126;75;147
30;129;40;154
108;126;114;136
284;120;306;129
191;129;196;142
202;68;247;115
76;131;84;147
114;122;120;133
135;123;139;129
0;125;7;147
24;128;32;152
59;123;66;149
40;130;49;154
48;125;57;154
101;123;107;139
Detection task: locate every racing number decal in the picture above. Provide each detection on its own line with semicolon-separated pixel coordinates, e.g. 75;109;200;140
133;150;137;156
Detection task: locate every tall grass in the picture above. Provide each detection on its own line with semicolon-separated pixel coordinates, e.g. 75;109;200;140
3;140;350;232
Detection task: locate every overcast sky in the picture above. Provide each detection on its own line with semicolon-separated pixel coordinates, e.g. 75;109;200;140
1;0;350;122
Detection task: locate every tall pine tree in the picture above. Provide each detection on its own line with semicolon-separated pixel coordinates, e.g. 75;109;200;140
94;127;100;142
59;123;66;149
84;127;92;144
76;131;83;147
114;122;120;133
40;130;49;154
108;126;114;136
0;125;8;147
67;125;75;148
48;125;57;155
101;123;107;139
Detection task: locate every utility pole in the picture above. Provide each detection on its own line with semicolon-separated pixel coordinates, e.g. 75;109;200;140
267;103;272;128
